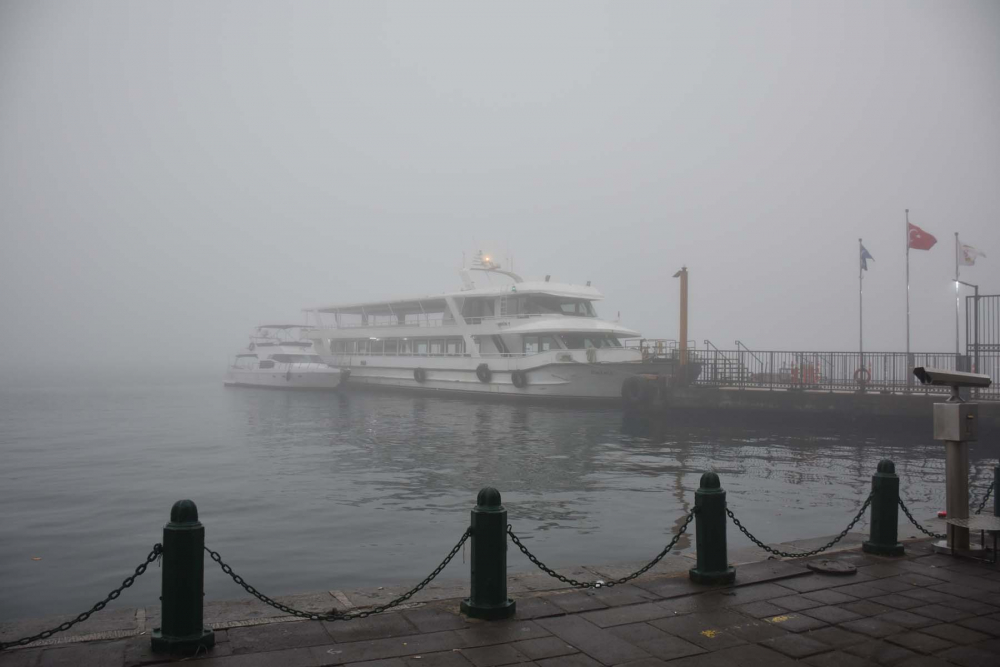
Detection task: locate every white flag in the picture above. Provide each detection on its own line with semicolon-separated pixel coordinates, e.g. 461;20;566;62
960;243;986;266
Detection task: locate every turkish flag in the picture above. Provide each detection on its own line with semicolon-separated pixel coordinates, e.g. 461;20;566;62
908;223;937;251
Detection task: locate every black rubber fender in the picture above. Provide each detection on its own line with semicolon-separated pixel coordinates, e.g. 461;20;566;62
414;367;427;383
476;363;492;383
511;370;528;389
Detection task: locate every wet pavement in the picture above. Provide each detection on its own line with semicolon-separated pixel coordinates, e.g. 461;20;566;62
2;535;999;667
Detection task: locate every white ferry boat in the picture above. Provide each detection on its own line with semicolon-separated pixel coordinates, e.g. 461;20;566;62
303;255;689;400
224;325;345;390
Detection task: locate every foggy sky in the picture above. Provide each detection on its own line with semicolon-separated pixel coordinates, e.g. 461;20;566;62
2;0;998;373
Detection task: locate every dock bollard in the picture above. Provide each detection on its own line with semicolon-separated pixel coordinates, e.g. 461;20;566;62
151;500;215;654
689;472;736;585
862;460;904;556
460;487;516;620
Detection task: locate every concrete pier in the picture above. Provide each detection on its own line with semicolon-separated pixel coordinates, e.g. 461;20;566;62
3;526;998;666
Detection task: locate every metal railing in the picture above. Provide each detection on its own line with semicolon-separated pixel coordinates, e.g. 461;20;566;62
688;345;999;400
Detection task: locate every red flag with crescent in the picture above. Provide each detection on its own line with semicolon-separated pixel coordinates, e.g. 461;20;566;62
907;223;937;251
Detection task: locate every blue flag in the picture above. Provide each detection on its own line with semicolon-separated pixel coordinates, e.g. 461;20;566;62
860;244;874;271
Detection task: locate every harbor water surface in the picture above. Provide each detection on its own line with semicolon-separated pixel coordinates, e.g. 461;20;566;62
0;372;995;622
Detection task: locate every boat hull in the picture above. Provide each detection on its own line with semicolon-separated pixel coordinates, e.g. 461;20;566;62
224;367;343;390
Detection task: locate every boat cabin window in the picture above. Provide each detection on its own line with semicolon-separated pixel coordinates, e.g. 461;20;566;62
399;339;411;355
558;334;622;349
522;335;559;354
371;339;384;355
270;354;323;363
384;339;398;355
259;360;275;369
414;340;428;355
519;296;595;317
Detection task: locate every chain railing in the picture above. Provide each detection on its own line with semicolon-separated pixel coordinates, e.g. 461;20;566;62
897;498;946;540
506;508;697;589
726;494;873;559
203;527;470;622
0;544;162;651
974;480;995;515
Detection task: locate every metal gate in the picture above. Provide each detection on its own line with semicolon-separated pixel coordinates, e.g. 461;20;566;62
966;294;1000;400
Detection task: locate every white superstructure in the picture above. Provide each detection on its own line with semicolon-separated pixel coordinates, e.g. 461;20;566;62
225;325;345;390
303;254;682;400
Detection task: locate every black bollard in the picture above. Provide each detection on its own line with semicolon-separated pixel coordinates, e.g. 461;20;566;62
689;472;736;585
862;460;904;556
994;466;999;518
460;487;516;620
151;500;215;654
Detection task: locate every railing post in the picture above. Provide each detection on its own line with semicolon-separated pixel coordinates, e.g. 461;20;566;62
689;473;736;585
151;500;215;654
994;465;999;517
862;460;904;556
461;487;516;620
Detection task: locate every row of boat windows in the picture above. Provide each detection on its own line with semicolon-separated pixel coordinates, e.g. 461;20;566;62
329;334;623;356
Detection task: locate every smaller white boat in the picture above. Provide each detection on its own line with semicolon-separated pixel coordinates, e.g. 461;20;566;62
225;325;345;390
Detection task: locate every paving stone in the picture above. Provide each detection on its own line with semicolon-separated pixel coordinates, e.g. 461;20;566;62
832;583;889;599
763;613;827;633
805;626;869;649
648;611;750;650
725;559;808;586
909;604;974;623
927;583;994;603
403;652;474;667
512;597;565;621
897;589;960;605
454;621;550;648
803;650;872;667
547;592;607;614
874;611;935;630
844;639;918;665
402;608;468;634
322;630;465;663
892;573;949;588
893;656;953;667
773;575;845;594
709;643;800;666
869;595;925;611
839;617;907;639
198;645;320;667
935;645;999;667
511;637;578;661
607;622;705;661
459;643;531;666
534;616;649;665
957;616;1000;637
716;583;796;607
869;578;925;594
345;659;407;667
732;601;787;619
659;594;728;615
38;642;124;667
631;577;709;601
612;660;670;667
0;647;43;667
801;589;858;606
325;613;421;643
936;598;999;616
534;655;601;667
857;565;909;579
802;605;864;625
839;600;894;617
227;620;334;654
580;603;672;628
770;595;824;612
885;631;955;654
584;584;658;607
919;623;990;644
759;633;832;658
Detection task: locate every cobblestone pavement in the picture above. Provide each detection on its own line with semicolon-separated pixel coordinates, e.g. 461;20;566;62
2;539;999;666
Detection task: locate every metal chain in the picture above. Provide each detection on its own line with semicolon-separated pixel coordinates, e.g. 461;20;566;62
727;493;872;559
507;508;697;589
0;544;163;651
204;527;470;622
974;480;994;515
898;498;946;539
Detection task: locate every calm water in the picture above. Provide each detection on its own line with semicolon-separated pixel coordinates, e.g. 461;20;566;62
0;373;995;622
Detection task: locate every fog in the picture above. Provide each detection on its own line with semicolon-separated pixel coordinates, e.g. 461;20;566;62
2;0;998;374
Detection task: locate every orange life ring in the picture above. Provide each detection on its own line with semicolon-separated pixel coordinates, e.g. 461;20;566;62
854;368;871;383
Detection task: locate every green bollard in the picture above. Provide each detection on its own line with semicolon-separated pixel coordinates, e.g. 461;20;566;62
689;472;736;585
460;487;516;620
862;460;904;556
151;500;215;654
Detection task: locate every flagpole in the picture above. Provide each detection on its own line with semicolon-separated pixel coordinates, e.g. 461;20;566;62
955;232;960;360
859;237;864;391
905;209;910;374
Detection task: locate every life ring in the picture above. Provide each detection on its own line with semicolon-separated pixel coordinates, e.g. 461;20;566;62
414;368;427;383
476;363;492;383
854;367;871;383
511;370;528;388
